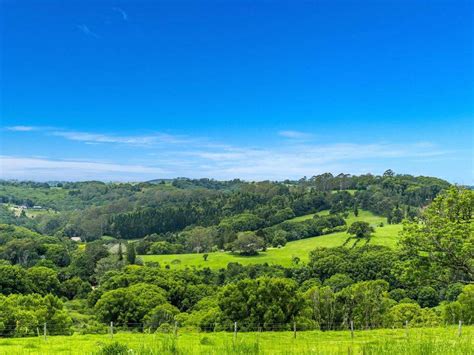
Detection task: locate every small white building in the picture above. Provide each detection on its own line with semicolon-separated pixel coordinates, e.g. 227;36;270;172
71;237;82;242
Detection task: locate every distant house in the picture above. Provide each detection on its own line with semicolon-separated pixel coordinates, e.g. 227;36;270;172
32;205;43;210
71;237;82;242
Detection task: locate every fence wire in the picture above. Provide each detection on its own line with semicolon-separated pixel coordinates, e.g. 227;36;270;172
0;320;466;337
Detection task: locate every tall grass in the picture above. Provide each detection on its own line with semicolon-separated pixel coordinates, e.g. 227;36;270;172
0;326;471;354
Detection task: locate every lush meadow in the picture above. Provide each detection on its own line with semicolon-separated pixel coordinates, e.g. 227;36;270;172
140;211;402;269
0;326;471;354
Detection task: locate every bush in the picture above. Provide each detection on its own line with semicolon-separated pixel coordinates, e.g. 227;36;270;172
417;286;439;308
144;303;180;331
98;342;129;355
200;336;214;345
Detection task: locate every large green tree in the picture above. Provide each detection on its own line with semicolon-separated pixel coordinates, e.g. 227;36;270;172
231;232;265;255
398;187;473;285
218;277;302;329
94;283;168;324
347;221;374;238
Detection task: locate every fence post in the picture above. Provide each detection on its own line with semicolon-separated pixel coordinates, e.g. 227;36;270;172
293;320;296;339
43;322;47;340
458;320;462;337
405;320;409;338
233;321;237;342
350;320;354;339
174;321;178;337
110;321;114;338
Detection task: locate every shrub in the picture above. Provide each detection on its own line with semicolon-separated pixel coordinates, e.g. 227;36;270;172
200;336;214;345
98;342;129;355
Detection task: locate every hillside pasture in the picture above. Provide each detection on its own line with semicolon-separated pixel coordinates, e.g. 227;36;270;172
141;211;402;269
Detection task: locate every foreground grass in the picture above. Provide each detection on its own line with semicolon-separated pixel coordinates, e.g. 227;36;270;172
0;326;471;354
141;211;402;269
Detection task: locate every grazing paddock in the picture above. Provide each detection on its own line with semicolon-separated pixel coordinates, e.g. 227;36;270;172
0;326;471;354
141;211;402;269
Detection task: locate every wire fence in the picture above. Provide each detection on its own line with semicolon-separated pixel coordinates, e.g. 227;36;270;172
0;320;466;338
0;321;470;355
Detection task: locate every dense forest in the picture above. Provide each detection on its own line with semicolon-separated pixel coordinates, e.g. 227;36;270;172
0;171;449;247
0;172;472;337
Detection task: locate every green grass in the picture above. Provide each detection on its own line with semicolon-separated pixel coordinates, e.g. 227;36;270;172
286;210;330;223
2;203;57;219
141;211;402;270
0;326;471;354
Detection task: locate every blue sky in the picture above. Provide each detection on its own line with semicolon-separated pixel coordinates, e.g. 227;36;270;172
0;0;472;183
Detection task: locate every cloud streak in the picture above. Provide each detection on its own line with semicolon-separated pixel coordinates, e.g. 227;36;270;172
178;142;452;180
278;130;313;140
3;126;191;146
2;125;455;181
50;130;191;146
112;7;128;21
6;126;37;132
77;24;100;38
0;156;166;181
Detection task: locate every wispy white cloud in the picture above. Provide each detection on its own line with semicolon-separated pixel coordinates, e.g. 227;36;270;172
50;130;190;146
77;24;100;38
6;126;37;132
178;142;452;180
278;130;313;139
2;124;455;181
112;7;128;21
0;156;166;181
4;125;197;146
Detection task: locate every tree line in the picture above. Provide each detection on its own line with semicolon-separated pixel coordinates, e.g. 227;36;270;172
1;171;450;242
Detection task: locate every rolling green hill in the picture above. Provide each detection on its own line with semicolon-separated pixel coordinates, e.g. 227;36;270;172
140;210;402;269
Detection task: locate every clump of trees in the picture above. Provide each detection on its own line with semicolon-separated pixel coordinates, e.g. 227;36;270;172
231;232;265;255
347;221;374;238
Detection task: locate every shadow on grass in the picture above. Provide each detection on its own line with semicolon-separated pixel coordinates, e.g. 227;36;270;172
227;252;269;259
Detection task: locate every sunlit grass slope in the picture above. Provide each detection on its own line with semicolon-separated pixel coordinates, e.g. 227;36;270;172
141;210;402;269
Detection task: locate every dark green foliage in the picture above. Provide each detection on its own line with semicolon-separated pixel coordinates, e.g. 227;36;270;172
323;273;353;292
262;214;346;244
126;243;136;264
218;277;302;329
26;266;60;295
417;286;439;308
2;173;448;242
0;265;32;295
0;293;72;336
117;242;123;261
144;303;180;331
231;232;265;255
398;187;473;286
347;221;374;238
0;174;470;335
60;277;92;299
94;283;168;324
308;246;397;283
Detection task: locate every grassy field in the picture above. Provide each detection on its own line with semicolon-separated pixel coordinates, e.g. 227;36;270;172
286;210;330;223
140;211;403;269
2;203;56;219
0;326;471;354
